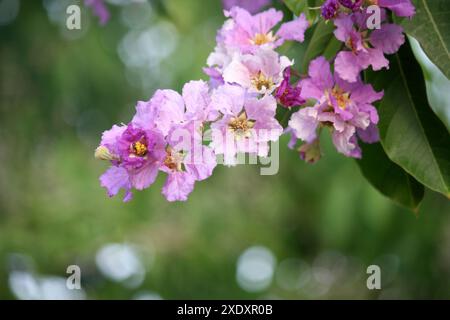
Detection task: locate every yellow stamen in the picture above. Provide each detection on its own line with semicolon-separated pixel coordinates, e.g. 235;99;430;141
228;112;255;139
163;147;184;172
250;31;276;45
131;141;148;157
330;86;350;110
251;72;274;92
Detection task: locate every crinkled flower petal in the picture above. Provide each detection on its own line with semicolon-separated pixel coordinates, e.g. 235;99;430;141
162;172;196;202
288;107;319;143
370;23;405;55
276;14;308;43
100;166;132;202
378;0;415;17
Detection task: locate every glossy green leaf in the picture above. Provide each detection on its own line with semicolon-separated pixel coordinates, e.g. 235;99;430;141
283;0;320;23
399;0;450;79
301;20;341;72
409;36;450;131
367;42;450;198
357;143;425;211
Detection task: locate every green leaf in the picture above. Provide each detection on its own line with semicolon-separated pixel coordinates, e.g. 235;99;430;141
301;20;342;72
357;143;425;211
409;36;450;131
367;42;450;198
399;0;450;79
283;0;320;23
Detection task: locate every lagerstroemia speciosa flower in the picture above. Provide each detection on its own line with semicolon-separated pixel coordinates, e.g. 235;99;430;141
95;2;415;202
333;10;405;82
223;48;293;95
206;7;308;86
210;84;283;165
288;57;383;158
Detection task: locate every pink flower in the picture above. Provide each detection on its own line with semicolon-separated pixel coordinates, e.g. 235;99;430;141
222;48;293;95
209;84;282;165
333;11;405;82
218;6;308;54
161;121;217;201
132;80;218;201
288;57;383;159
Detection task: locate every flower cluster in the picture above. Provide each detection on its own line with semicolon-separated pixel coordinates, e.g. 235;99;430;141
95;1;415;202
95;7;308;202
286;0;414;161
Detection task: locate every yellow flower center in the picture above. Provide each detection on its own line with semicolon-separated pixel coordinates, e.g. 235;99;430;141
251;72;274;92
330;87;350;110
131;141;148;157
163;147;184;172
250;31;276;45
228;112;255;138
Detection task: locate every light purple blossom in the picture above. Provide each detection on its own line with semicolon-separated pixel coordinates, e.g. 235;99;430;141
210;84;283;165
219;7;308;54
288;56;383;158
222;48;293;95
161;121;217;202
333;11;405;82
85;0;110;25
132;80;218;201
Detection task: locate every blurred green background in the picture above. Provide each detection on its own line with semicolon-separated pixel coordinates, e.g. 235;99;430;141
0;0;449;300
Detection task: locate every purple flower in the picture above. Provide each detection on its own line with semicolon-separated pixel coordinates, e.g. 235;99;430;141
132;80;218;201
97;80;218;202
210;84;283;165
161;121;217;202
222;48;293;95
377;0;415;18
222;0;272;14
275;68;305;107
96;123;166;202
85;0;110;25
321;0;340;20
333;12;405;82
219;7;308;54
288;56;383;159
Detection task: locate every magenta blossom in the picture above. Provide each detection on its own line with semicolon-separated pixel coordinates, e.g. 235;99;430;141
333;11;405;82
85;0;110;25
275;67;305;107
222;48;293;95
210;84;283;165
288;57;383;158
96;123;166;202
219;6;309;54
321;0;340;20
